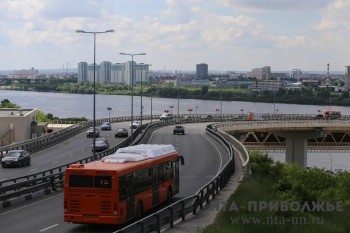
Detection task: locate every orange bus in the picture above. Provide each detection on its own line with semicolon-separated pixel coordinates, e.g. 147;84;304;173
64;144;184;225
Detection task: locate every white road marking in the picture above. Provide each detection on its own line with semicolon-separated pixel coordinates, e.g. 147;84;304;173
52;161;58;164
68;154;74;157
0;194;63;216
201;129;224;177
30;168;37;172
39;224;58;232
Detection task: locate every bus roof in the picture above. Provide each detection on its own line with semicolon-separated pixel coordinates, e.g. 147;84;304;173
103;144;176;162
67;144;179;176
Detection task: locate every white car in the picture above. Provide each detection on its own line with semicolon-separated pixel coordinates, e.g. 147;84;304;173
160;113;173;121
130;121;140;129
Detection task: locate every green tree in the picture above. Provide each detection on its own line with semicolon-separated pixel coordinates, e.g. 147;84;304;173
201;85;209;95
0;99;20;108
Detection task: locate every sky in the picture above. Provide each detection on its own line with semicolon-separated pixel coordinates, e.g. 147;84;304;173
0;0;349;72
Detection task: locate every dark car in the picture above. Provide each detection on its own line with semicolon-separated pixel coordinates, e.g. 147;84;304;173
100;122;112;131
1;150;31;168
130;121;140;129
115;128;129;138
91;138;110;152
86;127;100;138
173;125;185;135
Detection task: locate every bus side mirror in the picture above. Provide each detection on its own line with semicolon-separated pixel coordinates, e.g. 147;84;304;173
180;155;185;165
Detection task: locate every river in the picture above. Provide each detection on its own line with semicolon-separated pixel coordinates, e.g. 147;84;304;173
0;90;349;171
1;90;349;119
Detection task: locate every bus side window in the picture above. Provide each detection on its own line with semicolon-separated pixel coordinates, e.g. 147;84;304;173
158;164;165;183
119;176;127;200
165;161;172;179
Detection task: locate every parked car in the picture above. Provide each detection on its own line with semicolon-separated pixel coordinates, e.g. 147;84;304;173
86;127;100;138
100;122;112;131
115;128;129;138
130;121;140;129
1;150;31;168
173;125;185;135
160;113;173;121
91;138;110;152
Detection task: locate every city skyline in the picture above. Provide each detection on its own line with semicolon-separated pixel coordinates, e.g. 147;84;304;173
0;0;349;72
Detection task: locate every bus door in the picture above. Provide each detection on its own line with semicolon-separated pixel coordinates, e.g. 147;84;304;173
125;174;135;220
152;167;160;206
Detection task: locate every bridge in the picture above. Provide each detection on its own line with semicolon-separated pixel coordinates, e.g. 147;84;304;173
1;114;349;232
217;119;350;167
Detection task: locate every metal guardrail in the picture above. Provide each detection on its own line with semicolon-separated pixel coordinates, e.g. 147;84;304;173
0;116;149;156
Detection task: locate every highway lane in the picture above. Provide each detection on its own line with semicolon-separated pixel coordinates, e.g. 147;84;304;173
148;123;230;196
0;122;229;233
0;122;132;181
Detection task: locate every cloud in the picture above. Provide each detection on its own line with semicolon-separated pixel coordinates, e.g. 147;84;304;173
313;0;350;31
219;0;330;12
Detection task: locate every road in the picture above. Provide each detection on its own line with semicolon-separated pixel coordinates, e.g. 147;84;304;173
0;122;229;233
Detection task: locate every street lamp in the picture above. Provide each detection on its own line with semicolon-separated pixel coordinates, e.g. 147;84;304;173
177;78;180;118
107;107;112;120
273;90;276;114
76;29;114;160
120;52;146;142
140;63;151;126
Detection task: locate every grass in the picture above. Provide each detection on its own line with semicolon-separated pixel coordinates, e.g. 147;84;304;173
201;177;350;233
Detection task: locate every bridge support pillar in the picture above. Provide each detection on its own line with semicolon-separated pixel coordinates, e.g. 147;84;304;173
285;138;307;167
276;130;324;168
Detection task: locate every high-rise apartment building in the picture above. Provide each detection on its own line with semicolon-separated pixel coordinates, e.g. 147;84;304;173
99;61;112;83
343;66;350;91
196;63;208;79
250;66;271;80
87;63;100;83
78;61;150;85
78;62;88;82
111;63;125;83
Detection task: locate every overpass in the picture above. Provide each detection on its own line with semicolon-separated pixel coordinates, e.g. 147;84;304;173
217;119;350;167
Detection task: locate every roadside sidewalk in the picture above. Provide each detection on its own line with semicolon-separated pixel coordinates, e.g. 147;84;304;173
164;152;243;233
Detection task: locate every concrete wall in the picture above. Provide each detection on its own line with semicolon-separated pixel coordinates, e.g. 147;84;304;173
0;108;38;145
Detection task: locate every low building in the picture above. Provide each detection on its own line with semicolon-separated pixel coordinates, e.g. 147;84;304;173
0;108;40;146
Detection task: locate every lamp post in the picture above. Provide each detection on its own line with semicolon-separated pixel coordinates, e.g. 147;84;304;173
273;90;276;114
177;78;180;118
220;89;223;118
76;29;114;160
120;52;146;142
140;63;151;126
107;107;112;120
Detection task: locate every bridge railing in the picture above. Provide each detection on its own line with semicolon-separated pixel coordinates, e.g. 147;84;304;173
2;113;340;156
